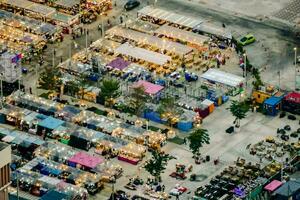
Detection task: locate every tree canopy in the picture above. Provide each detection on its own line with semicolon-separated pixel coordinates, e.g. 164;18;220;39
157;96;182;126
228;100;249;127
143;150;175;181
129;85;148;116
187;128;210;155
38;67;62;92
99;78;120;107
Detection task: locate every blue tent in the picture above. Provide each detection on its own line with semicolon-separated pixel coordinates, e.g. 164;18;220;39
273;180;300;200
40;190;68;200
263;96;283;116
38;116;65;130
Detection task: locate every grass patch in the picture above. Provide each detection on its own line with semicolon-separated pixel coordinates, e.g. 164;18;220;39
148;126;160;132
168;136;185;145
39;92;51;99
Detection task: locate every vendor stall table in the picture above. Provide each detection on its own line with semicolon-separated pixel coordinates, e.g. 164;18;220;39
106;26;193;57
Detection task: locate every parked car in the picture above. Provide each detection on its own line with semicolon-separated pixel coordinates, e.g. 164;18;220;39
169;185;188;196
239;34;256;46
124;0;140;11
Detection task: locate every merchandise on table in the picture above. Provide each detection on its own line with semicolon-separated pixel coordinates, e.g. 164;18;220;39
118;142;146;165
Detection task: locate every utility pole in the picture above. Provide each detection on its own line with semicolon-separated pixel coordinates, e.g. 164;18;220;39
278;71;281;91
294;47;298;90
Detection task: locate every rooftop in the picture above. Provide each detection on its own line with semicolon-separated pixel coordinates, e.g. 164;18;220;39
0;141;9;151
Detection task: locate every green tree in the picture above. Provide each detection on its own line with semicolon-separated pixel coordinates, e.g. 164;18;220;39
252;68;263;90
66;80;80;97
157;96;182;126
129;85;148;116
99;78;120;107
38;67;62;92
78;74;92;100
227;100;249;128
187;128;210;156
143;150;175;182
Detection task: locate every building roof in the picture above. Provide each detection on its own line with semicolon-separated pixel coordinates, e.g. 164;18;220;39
285;92;300;104
200;69;244;87
264;96;283;106
0;142;9;151
132;80;164;95
274;180;300;197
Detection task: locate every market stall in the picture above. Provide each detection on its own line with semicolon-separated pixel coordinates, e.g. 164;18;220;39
154;24;209;50
143;131;166;150
53;0;80;15
138;6;203;30
106;26;194;57
263;96;284;116
106;57;131;71
125;18;160;34
67;151;104;170
118;143;146;165
200;69;245;96
282;92;300;115
193;22;232;40
37;116;65;136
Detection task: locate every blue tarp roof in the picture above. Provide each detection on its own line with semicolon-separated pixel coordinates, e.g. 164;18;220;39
38;116;65;130
264;96;282;106
274;180;300;197
40;190;68;200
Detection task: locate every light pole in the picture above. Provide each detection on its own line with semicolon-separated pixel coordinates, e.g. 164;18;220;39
294;47;297;90
278;71;281;91
0;73;3;109
243;53;247;94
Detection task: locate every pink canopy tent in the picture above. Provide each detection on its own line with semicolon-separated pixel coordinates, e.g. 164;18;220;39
68;152;104;169
133;80;164;95
264;180;283;192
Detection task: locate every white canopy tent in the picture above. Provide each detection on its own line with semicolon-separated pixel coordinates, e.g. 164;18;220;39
200;69;244;87
193;22;232;39
154;24;209;47
115;43;171;66
106;26;193;56
138;6;203;29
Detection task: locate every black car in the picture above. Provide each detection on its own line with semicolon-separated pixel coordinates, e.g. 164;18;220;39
124;0;140;11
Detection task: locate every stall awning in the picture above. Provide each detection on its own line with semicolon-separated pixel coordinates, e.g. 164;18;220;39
107;57;131;70
284;92;300;104
27;4;56;17
107;26;193;56
5;0;34;10
38;116;65;130
40;190;68;200
264;180;283;192
55;0;80;9
115;43;171;66
154;24;209;46
138;6;203;29
68;152;104;169
201;69;244;87
273;180;300;197
193;22;232;39
132;80;164;95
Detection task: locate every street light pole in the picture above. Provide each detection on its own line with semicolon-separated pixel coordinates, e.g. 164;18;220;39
278;71;281;91
294;47;297;90
243;53;247;92
0;75;3;109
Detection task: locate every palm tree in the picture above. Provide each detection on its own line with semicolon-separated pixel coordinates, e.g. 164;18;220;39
187;128;210;157
157;96;182;127
129;85;148;116
228;100;249;128
99;78;120;108
252;68;263;90
143;150;175;182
